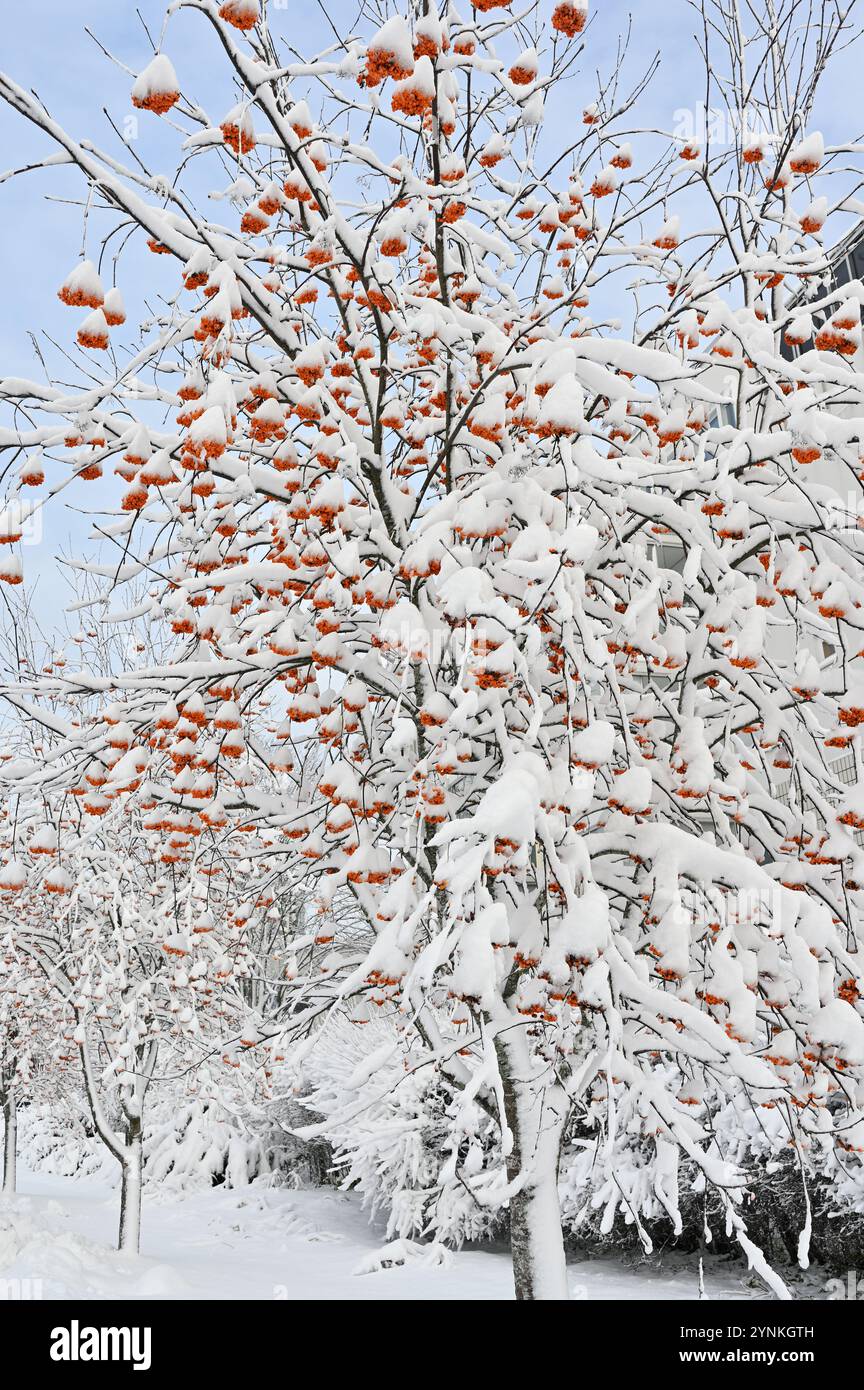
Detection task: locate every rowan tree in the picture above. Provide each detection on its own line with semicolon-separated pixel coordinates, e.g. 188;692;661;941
0;910;61;1195
0;0;864;1298
0;596;293;1249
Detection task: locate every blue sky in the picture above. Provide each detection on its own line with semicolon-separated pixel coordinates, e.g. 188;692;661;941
0;1;861;633
3;1;860;362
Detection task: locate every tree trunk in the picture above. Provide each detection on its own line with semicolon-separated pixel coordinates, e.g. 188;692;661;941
2;1091;16;1195
495;1029;569;1300
118;1115;143;1254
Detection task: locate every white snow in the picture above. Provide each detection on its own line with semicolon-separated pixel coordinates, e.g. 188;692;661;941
0;1170;798;1301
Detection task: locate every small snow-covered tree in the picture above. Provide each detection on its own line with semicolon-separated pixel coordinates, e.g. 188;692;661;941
0;915;61;1194
0;0;864;1297
0;601;292;1246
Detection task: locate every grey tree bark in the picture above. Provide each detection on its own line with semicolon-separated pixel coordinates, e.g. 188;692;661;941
118;1113;143;1254
495;1029;570;1300
2;1090;16;1195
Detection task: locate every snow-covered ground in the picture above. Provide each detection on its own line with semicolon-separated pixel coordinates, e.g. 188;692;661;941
0;1171;816;1300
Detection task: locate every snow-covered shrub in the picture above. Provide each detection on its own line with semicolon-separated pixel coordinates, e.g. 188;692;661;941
144;1094;270;1192
293;1017;504;1246
556;1088;864;1273
15;1100;108;1180
12;1088;271;1193
261;1095;335;1189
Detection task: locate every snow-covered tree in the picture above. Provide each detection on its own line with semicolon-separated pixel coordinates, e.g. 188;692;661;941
1;0;864;1297
0;593;297;1246
0;916;60;1195
0;794;240;1247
